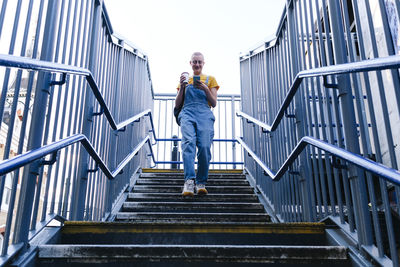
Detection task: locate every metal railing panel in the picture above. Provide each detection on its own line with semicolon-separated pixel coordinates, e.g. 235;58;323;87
0;0;154;260
240;0;400;264
153;93;243;170
0;134;153;180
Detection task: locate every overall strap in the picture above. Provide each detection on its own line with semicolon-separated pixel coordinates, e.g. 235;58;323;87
205;76;210;85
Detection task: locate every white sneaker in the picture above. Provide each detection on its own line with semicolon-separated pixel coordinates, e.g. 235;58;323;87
182;179;195;197
196;184;208;195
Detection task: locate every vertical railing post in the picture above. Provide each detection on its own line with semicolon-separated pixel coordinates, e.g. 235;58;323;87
72;0;102;220
106;39;124;215
13;0;61;246
109;39;124;169
171;135;179;169
231;95;237;169
286;0;312;222
326;0;372;246
249;54;260;179
245;54;254;172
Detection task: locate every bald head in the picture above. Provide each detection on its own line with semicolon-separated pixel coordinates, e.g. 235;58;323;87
191;52;204;60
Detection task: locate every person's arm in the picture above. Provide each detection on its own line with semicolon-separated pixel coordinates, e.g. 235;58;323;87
175;75;186;108
195;81;218;107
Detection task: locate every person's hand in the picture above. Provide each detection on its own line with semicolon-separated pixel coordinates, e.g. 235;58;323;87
194;80;209;92
180;74;186;85
180;73;189;85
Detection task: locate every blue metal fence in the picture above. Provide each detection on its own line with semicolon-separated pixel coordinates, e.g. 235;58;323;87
239;0;400;265
153;93;243;169
0;0;154;262
1;0;400;266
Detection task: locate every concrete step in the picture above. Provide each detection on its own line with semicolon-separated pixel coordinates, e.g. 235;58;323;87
136;178;249;186
127;193;260;202
59;221;328;246
139;173;245;179
121;202;265;213
38;244;349;266
132;185;254;194
115;212;270;223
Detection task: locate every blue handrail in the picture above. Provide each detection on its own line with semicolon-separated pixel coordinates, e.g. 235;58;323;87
237;54;400;133
156;161;244;165
0;134;153;179
237;136;400;186
156;138;238;142
0;54;157;140
236;55;400;185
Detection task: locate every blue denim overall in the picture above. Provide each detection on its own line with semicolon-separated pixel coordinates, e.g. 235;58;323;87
178;76;215;185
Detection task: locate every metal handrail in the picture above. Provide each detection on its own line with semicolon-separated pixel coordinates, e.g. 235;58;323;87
236;111;270;133
0;134;154;179
237;136;400;186
154;93;241;98
155;138;243;167
238;1;400;263
156;138;238;142
156;161;244;165
236;55;400;184
237;54;400;133
0;54;157;140
117;109;157;141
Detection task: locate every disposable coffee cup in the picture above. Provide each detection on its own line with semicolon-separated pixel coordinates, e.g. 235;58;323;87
182;72;189;83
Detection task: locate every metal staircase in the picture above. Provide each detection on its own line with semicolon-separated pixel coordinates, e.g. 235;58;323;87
1;0;400;266
35;169;350;266
115;170;269;223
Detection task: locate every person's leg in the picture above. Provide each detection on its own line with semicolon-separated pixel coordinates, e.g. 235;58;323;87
195;113;214;186
180;118;197;181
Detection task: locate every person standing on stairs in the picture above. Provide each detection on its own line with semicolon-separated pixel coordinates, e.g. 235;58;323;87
175;52;219;197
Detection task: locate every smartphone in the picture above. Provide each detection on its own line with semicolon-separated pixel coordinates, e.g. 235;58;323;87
193;76;200;82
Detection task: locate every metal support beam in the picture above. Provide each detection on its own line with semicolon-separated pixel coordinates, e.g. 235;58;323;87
13;0;61;246
286;0;312;222
73;0;102;220
328;0;372;246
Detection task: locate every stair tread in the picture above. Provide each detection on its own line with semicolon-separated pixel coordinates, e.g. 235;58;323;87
63;221;326;234
137;179;247;182
116;212;270;222
122;202;265;213
136;179;249;185
127;193;259;202
133;185;251;188
123;201;263;206
117;212;269;215
138;177;246;180
129;193;257;196
132;185;254;193
38;244;348;261
59;221;328;247
140;173;244;177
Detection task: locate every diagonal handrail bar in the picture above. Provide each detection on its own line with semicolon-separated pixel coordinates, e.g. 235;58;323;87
236;111;270;133
237;54;400;133
0;54;157;140
0;134;153;179
117;109;151;130
237;136;400;186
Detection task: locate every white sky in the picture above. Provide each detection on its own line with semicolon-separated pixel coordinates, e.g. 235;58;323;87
104;0;286;95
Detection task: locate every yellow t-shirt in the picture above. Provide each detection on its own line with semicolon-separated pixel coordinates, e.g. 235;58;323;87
176;74;219;91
